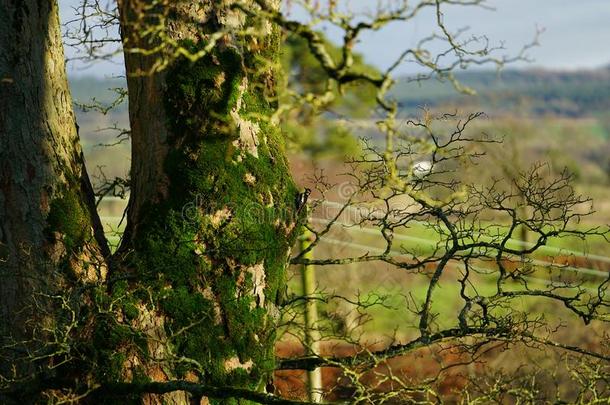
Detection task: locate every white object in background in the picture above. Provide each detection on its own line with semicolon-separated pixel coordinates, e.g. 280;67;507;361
412;160;432;178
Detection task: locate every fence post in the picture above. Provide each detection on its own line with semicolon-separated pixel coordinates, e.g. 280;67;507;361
300;229;323;402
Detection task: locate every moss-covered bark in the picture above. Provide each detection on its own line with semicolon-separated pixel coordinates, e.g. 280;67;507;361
112;1;299;402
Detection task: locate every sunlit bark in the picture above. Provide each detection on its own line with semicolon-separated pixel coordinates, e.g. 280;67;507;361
0;0;107;392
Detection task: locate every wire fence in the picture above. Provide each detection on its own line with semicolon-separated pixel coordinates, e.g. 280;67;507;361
319;236;604;294
97;197;610;280
318;200;610;264
310;217;610;279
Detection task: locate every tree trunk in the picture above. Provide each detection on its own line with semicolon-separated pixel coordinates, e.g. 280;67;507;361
112;0;298;402
0;0;107;393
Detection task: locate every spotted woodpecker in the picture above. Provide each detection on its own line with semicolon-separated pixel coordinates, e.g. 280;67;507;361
295;188;311;215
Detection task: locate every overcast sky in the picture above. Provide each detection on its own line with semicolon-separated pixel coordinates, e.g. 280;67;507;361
59;0;610;77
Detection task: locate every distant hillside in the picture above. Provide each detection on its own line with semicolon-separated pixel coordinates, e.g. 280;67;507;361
67;65;610;143
69;75;127;109
391;65;610;118
68;65;610;118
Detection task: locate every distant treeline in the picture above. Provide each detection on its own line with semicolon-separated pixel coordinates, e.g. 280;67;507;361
69;75;128;110
391;65;610;118
68;64;610;119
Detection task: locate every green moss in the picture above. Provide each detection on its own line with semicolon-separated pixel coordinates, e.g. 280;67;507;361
122;303;139;321
113;28;299;395
46;190;89;252
165;46;243;140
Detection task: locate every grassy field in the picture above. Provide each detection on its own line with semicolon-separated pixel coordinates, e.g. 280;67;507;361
292;217;609;335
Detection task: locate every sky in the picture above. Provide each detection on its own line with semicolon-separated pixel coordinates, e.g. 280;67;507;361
59;0;610;77
349;0;610;74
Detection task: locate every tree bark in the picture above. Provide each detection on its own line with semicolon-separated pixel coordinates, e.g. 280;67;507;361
113;0;298;402
0;0;107;392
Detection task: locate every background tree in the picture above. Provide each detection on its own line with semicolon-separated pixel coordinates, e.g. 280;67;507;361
280;32;377;157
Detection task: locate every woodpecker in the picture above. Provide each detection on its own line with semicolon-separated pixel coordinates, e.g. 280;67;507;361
295;188;311;215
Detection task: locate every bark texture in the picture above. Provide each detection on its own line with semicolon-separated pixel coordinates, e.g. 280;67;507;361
111;1;298;403
0;0;107;388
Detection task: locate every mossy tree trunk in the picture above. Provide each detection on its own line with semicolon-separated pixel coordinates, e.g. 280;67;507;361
113;1;298;402
0;0;108;392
